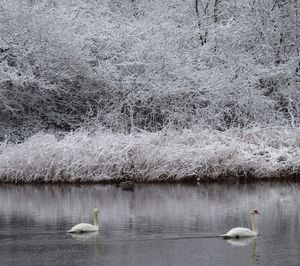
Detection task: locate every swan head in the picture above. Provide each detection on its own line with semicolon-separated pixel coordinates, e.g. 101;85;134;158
94;208;100;214
250;209;260;215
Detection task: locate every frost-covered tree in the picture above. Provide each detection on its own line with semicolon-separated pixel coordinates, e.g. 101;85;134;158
0;0;299;141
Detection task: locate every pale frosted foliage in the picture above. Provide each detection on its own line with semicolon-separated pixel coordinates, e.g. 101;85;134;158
0;128;299;182
0;0;300;141
0;1;300;181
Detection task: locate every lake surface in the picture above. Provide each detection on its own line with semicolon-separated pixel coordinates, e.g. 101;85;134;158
0;182;299;266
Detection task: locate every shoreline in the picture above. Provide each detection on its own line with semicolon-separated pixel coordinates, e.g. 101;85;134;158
0;174;299;184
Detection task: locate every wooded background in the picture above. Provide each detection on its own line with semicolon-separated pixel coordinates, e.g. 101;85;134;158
1;0;299;141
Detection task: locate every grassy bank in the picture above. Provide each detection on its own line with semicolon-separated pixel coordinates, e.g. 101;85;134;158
0;127;299;183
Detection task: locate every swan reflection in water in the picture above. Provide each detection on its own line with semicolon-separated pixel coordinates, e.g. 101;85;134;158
226;237;259;262
69;231;99;241
69;232;101;255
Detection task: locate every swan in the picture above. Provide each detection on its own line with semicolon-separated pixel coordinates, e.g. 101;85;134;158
68;208;100;233
221;209;260;239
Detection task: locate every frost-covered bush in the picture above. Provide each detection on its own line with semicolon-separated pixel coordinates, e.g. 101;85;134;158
0;127;299;182
0;0;299;142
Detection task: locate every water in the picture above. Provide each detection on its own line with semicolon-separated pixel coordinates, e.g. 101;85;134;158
0;182;299;266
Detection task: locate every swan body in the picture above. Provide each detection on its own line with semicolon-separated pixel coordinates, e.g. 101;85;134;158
222;227;257;238
221;209;260;239
68;223;98;233
68;208;100;233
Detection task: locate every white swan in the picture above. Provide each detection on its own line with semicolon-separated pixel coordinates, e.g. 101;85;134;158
68;208;100;233
221;209;260;238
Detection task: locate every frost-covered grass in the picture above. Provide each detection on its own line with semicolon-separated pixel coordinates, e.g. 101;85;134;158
0;127;299;183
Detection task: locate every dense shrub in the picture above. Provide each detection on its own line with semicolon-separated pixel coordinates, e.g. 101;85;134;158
0;0;299;142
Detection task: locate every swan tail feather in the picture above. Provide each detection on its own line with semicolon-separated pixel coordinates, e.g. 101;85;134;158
67;229;78;233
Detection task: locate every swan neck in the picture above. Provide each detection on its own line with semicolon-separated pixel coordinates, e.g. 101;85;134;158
250;213;258;234
93;211;99;227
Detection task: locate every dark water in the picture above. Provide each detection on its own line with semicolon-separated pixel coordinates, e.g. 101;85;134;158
0;183;299;266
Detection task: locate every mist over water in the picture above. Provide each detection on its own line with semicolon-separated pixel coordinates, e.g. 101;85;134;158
0;182;299;266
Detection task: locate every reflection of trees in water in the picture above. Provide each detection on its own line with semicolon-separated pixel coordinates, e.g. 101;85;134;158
0;183;299;236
